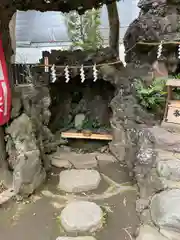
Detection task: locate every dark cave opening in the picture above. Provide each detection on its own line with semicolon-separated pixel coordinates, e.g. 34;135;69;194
49;75;115;136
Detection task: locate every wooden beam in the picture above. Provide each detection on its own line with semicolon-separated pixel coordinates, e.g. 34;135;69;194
166;79;180;87
61;131;113;140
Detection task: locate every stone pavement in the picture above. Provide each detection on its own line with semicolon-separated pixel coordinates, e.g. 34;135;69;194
135;126;180;240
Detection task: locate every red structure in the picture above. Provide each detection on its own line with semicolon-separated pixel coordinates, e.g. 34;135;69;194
0;38;11;125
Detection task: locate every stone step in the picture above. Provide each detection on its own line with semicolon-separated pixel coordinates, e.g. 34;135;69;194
50;151;116;169
56;237;96;240
60;201;103;232
58;169;101;193
0;188;16;205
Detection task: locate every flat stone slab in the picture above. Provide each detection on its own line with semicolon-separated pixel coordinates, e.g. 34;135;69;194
50;152;97;169
157;160;180;181
56;237;96;240
0;188;16;205
137;225;168;240
60;201;103;232
150;189;180;232
59;169;101;193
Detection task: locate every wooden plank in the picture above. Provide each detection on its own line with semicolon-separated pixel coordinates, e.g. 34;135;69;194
61;132;113;140
166;79;180;87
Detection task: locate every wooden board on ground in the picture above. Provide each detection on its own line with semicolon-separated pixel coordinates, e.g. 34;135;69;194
61;131;113;141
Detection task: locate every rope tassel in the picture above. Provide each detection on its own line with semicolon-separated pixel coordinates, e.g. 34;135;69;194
93;64;98;82
157;41;163;59
51;64;56;83
64;65;70;83
80;65;85;83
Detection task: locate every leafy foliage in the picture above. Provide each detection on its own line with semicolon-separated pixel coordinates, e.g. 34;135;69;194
135;78;167;110
65;9;103;51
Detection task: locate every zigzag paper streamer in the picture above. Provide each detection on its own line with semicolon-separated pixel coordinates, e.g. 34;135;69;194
65;65;70;83
157;41;163;59
93;64;98;82
178;45;180;59
80;65;85;83
51;64;56;83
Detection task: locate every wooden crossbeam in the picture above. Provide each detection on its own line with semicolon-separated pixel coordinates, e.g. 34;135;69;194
61;131;113;140
166;79;180;87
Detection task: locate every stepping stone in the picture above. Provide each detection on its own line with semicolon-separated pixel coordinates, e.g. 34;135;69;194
137;225;168;240
59;169;101;193
60;201;103;232
50;152;97;169
0;188;16;205
56;237;96;240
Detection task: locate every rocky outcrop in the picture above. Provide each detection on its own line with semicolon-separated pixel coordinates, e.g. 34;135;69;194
6;113;46;195
4;84;56;195
134;126;180;239
124;0;180;68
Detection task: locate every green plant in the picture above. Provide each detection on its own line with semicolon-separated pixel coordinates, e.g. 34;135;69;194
82;118;101;129
135;78;167;110
64;8;103;51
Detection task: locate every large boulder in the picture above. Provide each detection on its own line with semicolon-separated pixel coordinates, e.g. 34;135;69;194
150;189;180;232
6;113;45;195
149;126;180;153
124;0;180;65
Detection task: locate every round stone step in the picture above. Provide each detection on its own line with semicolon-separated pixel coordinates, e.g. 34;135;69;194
56;237;96;240
60;201;103;232
58;169;101;193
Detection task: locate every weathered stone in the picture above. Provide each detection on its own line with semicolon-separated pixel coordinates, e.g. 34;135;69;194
157;160;180;181
136;225;168;240
156;149;180;162
49;150;72;169
150;190;180;232
0;188;16;205
52;152;97;169
160;228;180;240
69;154;98;169
140;209;153;226
60;201;103;232
59;169;101;193
56;237;96;240
74;113;86;129
135;128;156;177
137;168;166;199
95;153;117;163
6;113;38;152
149;126;180;152
51;158;72;169
6;114;45;195
136;199;149;213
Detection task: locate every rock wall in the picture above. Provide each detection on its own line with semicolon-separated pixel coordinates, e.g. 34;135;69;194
4;84;57;195
134;126;180;240
123;1;180;239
